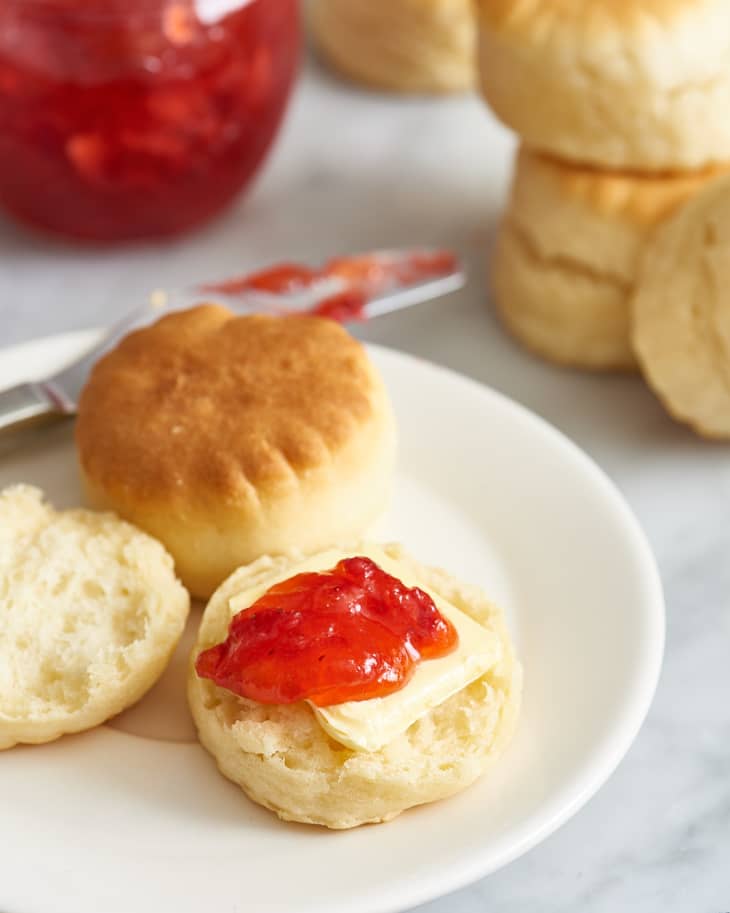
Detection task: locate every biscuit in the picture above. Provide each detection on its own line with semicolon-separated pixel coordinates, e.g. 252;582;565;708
311;0;476;94
0;485;189;750
492;148;724;370
633;172;730;438
478;0;730;170
188;543;522;829
76;305;397;599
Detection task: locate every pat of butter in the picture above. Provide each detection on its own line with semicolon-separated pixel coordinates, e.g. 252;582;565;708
228;545;501;752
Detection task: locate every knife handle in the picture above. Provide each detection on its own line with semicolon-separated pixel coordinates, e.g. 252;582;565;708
0;382;65;437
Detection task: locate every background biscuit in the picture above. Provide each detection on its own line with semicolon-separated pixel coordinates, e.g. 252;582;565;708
492;148;725;369
633;172;730;438
478;0;730;170
311;0;476;94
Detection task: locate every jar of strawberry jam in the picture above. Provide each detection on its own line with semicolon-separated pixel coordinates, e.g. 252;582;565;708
0;0;299;241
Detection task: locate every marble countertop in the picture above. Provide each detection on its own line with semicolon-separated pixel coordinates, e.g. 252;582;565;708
1;55;729;913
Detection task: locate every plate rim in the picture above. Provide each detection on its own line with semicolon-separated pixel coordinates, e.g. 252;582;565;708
0;329;665;913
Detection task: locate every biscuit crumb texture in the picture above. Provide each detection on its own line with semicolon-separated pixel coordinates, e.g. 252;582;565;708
0;485;189;749
188;543;522;829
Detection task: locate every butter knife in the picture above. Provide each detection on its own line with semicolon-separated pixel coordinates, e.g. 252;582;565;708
0;248;465;440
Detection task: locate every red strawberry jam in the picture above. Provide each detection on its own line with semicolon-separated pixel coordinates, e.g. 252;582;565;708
195;557;459;707
203;249;459;299
200;249;459;322
309;289;367;322
0;0;299;241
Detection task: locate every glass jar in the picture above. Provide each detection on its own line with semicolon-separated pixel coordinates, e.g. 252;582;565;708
0;0;300;241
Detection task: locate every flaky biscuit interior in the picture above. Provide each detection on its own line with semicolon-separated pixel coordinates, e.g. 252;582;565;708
0;485;189;750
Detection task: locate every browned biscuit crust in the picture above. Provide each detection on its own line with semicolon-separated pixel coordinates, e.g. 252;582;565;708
76;305;396;597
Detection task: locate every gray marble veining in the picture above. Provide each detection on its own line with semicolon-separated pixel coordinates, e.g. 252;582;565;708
1;55;728;913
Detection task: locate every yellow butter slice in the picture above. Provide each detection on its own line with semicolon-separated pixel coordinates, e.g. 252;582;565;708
228;545;501;752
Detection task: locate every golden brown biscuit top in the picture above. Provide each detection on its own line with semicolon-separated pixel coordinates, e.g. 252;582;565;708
479;0;715;31
518;148;730;226
76;305;379;501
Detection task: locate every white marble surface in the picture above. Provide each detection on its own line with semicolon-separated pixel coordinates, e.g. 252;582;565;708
1;53;729;913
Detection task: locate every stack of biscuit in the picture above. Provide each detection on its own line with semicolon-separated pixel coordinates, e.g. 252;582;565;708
479;0;730;436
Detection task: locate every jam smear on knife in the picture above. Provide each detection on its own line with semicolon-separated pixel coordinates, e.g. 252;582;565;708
200;249;458;321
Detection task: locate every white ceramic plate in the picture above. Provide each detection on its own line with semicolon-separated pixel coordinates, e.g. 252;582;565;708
0;331;664;913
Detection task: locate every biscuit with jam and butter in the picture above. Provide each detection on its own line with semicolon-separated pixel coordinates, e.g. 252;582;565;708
188;542;522;829
75;305;397;600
